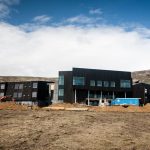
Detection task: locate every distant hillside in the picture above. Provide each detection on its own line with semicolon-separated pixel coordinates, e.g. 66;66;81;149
0;76;57;82
0;70;150;84
132;70;150;84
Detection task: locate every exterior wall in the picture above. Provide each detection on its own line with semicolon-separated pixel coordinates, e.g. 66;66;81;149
50;78;59;104
133;83;150;105
58;71;74;103
58;68;132;104
5;81;50;106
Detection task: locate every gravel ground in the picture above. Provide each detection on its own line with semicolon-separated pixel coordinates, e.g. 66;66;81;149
0;110;150;150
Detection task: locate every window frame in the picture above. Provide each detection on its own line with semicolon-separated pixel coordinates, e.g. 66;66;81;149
73;76;85;86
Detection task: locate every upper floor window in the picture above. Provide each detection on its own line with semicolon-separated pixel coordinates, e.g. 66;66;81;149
33;83;38;88
19;84;23;89
90;80;95;86
14;84;24;90
0;84;5;89
59;75;64;85
14;84;19;89
110;81;115;87
97;81;102;87
120;80;131;88
73;77;85;86
104;81;109;87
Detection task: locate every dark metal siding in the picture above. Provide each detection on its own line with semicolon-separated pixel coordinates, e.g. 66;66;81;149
133;83;150;104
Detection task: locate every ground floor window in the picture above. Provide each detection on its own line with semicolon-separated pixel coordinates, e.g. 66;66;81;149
32;92;37;98
0;92;4;96
58;89;64;96
13;92;23;98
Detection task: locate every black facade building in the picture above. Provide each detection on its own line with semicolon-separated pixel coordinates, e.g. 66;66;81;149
5;81;51;106
133;83;150;105
58;68;132;105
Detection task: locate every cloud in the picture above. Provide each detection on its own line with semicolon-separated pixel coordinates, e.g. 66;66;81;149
0;22;150;77
0;0;20;19
65;14;101;25
89;8;103;15
33;15;52;24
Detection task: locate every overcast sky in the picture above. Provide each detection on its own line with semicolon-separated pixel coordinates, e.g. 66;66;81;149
0;0;150;77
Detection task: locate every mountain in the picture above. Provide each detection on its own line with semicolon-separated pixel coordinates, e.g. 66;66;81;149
0;76;57;82
132;70;150;84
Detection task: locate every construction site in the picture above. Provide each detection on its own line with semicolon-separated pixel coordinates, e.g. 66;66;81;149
0;102;150;150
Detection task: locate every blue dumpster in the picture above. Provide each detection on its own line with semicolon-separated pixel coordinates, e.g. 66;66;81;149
111;98;139;106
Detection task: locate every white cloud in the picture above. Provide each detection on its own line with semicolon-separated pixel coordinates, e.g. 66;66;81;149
33;15;52;24
89;8;103;15
0;0;20;19
0;22;150;77
65;15;101;25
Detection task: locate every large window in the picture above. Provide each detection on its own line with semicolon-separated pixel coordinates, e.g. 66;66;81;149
33;83;38;88
97;81;102;87
73;77;85;86
59;75;64;85
90;80;95;86
110;81;115;87
120;80;131;88
104;81;109;87
58;89;64;96
0;84;5;89
32;92;37;98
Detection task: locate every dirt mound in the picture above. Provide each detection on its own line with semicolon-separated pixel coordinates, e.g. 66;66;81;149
0;102;37;110
51;103;87;108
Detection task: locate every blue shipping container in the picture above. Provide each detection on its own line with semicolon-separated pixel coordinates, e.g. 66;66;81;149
111;98;139;106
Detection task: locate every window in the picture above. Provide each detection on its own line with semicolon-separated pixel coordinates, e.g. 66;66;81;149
90;80;95;86
18;92;22;98
58;89;64;96
0;84;5;89
110;81;115;87
13;92;17;98
104;81;109;87
59;75;64;85
13;92;22;98
14;84;19;89
33;83;38;88
32;92;37;98
73;77;85;86
0;92;4;96
19;84;23;89
120;80;131;88
97;81;102;87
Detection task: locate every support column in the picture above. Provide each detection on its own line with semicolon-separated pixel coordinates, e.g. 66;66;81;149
88;90;90;106
113;91;115;99
125;92;126;98
99;91;103;106
75;89;77;103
